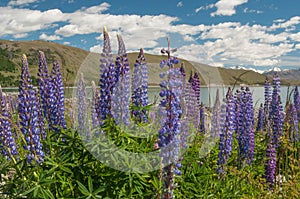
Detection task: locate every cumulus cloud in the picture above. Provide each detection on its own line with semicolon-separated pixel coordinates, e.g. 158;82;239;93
0;7;65;36
1;2;300;68
39;33;62;40
8;0;38;6
211;0;248;16
13;33;28;38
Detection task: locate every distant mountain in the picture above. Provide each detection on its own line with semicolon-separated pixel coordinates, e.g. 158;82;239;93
0;39;283;87
264;68;300;85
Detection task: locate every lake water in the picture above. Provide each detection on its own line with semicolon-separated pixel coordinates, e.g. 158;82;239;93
2;85;294;109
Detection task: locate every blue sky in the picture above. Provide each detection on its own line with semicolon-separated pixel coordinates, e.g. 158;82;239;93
1;0;300;72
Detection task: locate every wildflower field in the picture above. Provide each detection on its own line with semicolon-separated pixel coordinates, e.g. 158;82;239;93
0;27;300;199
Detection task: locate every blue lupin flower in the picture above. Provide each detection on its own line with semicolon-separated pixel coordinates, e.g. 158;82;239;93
192;72;200;103
0;86;18;160
200;102;206;133
286;104;299;142
111;34;131;126
218;87;235;173
35;90;46;140
51;60;67;130
265;139;276;187
264;77;272;129
294;86;300;121
185;72;200;129
131;48;149;123
235;87;255;165
269;73;284;148
77;73;87;138
211;89;221;137
18;55;44;164
98;27;117;122
256;103;264;132
158;38;183;199
37;51;52;125
91;81;100;129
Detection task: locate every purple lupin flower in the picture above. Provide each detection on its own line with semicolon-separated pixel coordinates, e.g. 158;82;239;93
185;72;200;129
256;103;264;132
245;87;255;164
37;51;52;126
286;104;299;142
77;73;87;138
111;34;130;126
98;27;117;122
211;89;221;137
192;72;200;103
0;86;18;160
91;81;100;129
294;86;300;121
35;90;46;140
265;139;276;187
51;60;66;130
18;55;44;164
269;73;284;148
199;102;206;133
158;38;182;199
218;87;235;173
131;48;149;123
264;77;272;130
235;87;255;165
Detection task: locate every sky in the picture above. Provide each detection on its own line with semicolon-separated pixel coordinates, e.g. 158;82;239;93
0;0;300;72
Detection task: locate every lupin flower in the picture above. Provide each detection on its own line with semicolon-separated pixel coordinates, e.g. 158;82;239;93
199;102;206;132
91;81;100;128
158;38;183;199
264;77;272;129
286;104;299;142
51;60;66;129
0;86;18;160
235;87;255;165
77;73;87;138
294;86;300;121
265;139;276;187
131;48;149;123
218;87;235;173
211;89;221;137
192;72;200;103
185;72;200;129
18;55;44;164
35;90;46;140
256;103;264;132
269;73;284;148
37;51;52;125
98;27;117;122
111;34;130;125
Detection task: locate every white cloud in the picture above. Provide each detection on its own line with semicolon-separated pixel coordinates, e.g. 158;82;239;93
13;33;28;38
84;2;110;14
243;7;263;14
211;0;248;16
8;0;38;6
294;35;300;43
177;1;183;7
269;16;300;30
0;7;65;36
39;33;62;40
195;4;214;13
89;45;102;53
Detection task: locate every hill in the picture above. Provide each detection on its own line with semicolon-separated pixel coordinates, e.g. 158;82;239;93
0;39;276;87
264;69;300;85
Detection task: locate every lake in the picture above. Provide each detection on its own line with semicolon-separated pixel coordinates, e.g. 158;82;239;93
2;85;294;109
